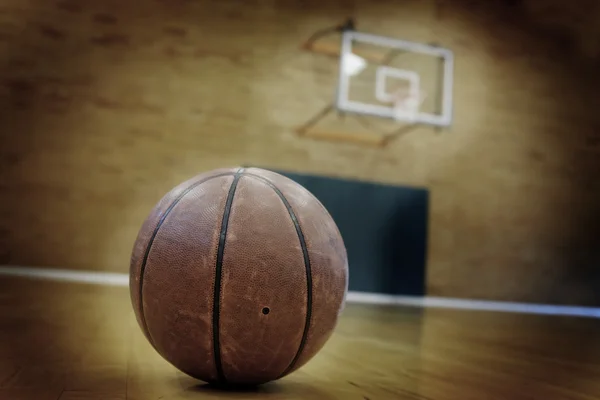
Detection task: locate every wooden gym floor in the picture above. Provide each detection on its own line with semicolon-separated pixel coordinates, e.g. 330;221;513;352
1;276;600;400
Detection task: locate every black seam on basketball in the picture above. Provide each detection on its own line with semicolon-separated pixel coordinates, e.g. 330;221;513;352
138;172;234;350
243;173;313;378
213;167;245;383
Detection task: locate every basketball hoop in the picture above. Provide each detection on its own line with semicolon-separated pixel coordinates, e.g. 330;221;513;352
374;66;425;123
389;87;426;123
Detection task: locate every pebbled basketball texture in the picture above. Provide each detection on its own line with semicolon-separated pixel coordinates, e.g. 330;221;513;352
129;167;348;386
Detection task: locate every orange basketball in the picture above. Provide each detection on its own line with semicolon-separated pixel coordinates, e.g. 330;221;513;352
129;167;348;385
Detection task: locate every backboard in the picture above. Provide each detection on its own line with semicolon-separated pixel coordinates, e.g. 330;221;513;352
335;29;454;128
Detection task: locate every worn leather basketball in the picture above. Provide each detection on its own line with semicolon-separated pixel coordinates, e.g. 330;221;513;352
129;167;348;386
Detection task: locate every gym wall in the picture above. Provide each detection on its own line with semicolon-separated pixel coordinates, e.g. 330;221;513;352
0;0;599;305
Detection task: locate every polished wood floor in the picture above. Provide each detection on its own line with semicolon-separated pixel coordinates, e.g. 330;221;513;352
1;277;600;400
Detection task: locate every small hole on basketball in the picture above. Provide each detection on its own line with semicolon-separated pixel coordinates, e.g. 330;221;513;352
262;307;270;315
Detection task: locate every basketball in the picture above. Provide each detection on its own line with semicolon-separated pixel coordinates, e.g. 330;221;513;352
129;167;349;386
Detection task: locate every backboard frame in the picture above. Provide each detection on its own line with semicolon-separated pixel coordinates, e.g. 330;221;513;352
335;29;454;128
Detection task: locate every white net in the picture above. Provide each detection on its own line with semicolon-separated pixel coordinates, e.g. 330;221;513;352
389;88;426;123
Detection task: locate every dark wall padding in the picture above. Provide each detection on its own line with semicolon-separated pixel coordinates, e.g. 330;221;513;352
263;168;429;296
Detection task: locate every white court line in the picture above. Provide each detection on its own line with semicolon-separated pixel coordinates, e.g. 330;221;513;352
1;265;600;319
0;265;129;286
